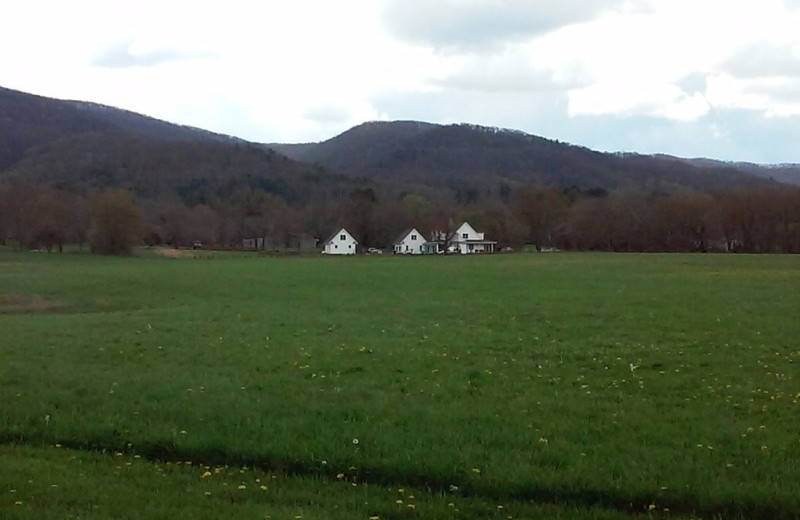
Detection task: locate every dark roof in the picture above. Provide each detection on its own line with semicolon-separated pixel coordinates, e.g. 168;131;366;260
392;228;418;246
323;228;357;245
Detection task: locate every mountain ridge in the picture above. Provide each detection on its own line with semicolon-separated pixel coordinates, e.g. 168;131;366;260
269;120;785;192
0;85;353;203
2;85;798;201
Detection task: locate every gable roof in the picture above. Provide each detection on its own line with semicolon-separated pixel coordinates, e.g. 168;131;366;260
456;221;477;235
322;228;358;245
392;228;421;246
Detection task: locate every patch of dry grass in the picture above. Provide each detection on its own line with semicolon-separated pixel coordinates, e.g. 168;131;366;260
0;293;60;314
149;247;194;259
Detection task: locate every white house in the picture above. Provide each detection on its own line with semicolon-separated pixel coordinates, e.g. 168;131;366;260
453;222;496;254
393;228;426;254
321;228;358;255
428;222;496;254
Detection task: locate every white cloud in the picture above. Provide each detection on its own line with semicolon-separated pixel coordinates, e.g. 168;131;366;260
430;49;577;93
568;81;710;121
381;0;640;52
722;42;800;79
91;39;216;69
706;74;800;117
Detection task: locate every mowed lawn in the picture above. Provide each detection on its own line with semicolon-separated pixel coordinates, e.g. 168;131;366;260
1;249;798;519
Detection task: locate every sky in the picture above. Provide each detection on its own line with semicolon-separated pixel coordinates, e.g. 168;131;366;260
3;0;800;163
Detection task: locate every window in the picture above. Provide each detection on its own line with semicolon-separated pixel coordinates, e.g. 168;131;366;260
411;234;417;240
340;234;346;241
462;233;468;239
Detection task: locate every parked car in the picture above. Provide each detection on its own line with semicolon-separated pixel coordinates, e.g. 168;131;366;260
366;247;383;254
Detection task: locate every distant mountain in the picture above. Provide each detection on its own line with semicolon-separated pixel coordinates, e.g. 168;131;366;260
271;121;779;192
1;85;791;206
665;156;800;186
0;86;352;202
0;86;242;171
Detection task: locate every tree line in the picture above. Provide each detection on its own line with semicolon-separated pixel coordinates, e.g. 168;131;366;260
1;182;799;255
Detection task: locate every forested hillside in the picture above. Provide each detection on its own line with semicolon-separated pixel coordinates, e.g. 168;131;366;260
270;121;777;192
2;85;799;254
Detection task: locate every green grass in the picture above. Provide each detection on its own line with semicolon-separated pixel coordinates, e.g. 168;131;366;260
1;250;799;519
1;444;656;520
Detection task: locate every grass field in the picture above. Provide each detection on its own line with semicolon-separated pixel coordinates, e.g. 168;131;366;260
1;248;798;519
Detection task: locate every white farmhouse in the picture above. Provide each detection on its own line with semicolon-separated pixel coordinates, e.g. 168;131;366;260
453;222;496;254
321;228;358;255
427;221;496;254
393;228;426;254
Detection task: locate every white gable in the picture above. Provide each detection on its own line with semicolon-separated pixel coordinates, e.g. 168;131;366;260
456;222;484;241
393;228;426;254
322;228;357;255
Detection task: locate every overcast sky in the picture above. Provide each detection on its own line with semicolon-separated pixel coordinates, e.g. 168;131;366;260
4;0;800;163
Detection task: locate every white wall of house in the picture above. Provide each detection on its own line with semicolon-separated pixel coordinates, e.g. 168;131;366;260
456;222;484;241
393;228;426;254
322;228;357;255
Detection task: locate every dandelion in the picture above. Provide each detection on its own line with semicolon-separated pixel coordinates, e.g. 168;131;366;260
238;484;247;490
336;473;345;479
352;438;359;445
260;485;268;491
471;468;481;474
202;471;212;478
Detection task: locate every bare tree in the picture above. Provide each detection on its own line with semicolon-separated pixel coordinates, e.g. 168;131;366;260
89;189;144;255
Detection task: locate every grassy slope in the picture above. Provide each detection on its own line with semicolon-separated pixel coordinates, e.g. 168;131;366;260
1;251;798;518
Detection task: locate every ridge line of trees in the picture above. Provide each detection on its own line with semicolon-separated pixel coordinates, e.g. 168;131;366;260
1;182;798;255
